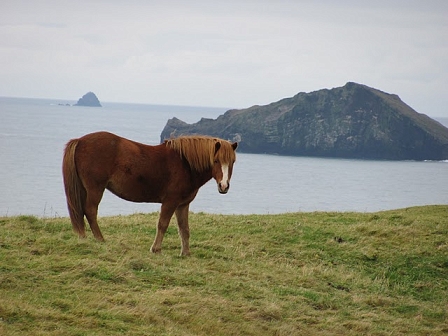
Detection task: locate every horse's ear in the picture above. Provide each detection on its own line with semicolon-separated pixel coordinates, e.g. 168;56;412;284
214;141;221;154
232;142;238;151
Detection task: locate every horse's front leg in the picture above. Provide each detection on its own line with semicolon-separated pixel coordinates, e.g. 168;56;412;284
151;203;177;254
175;203;190;256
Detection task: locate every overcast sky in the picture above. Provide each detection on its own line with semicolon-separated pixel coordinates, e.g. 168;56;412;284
1;0;447;117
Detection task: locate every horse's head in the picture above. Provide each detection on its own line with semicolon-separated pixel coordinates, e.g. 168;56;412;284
212;140;238;194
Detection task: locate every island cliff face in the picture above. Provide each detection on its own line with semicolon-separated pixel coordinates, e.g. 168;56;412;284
74;92;102;107
161;82;448;160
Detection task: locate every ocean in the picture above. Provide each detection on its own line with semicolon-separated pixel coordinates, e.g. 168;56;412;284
1;96;447;217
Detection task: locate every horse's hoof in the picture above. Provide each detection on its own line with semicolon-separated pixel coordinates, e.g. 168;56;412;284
151;246;161;253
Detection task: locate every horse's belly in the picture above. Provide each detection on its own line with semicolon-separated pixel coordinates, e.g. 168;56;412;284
106;180;162;203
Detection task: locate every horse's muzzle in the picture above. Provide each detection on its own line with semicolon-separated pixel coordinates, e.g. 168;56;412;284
218;182;229;194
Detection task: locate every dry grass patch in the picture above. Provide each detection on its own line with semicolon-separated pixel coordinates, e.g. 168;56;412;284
0;206;447;335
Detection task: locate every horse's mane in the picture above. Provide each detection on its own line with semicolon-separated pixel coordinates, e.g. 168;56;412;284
165;135;236;172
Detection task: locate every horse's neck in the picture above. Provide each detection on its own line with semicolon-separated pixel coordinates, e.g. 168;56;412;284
190;169;213;189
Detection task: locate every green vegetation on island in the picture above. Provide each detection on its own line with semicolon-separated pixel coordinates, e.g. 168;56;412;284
161;82;448;160
1;206;447;335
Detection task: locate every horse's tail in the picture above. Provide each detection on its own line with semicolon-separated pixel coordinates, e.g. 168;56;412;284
62;139;86;237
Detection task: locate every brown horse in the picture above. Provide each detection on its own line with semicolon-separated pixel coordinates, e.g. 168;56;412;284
62;131;237;255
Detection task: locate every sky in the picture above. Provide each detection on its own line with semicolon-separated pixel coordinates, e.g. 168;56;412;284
1;0;448;117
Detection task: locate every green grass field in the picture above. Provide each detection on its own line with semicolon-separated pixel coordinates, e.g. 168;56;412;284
1;206;447;335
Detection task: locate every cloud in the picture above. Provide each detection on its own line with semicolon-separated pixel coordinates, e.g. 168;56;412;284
0;0;447;116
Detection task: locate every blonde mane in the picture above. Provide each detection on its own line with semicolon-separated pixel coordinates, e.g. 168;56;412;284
165;135;236;172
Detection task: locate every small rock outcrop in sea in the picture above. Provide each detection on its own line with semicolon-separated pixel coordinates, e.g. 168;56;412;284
160;82;448;161
74;92;102;107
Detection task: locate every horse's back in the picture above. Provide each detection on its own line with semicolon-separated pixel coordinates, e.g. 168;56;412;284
75;131;147;164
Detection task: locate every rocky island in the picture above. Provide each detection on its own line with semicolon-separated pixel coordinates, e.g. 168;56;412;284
74;92;102;107
161;82;448;161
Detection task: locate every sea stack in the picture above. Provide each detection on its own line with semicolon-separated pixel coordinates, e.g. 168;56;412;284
74;92;102;107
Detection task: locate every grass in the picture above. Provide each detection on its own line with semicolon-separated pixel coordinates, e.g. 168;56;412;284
0;206;447;335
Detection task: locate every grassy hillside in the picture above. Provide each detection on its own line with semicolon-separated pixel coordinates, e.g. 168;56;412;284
1;206;447;335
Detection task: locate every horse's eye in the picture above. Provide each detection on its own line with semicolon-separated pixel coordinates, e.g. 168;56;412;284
214;159;219;164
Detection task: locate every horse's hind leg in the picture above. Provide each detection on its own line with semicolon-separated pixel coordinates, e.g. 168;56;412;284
175;204;190;256
84;188;105;241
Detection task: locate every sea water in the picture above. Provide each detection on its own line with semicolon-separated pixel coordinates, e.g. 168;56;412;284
1;96;447;217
